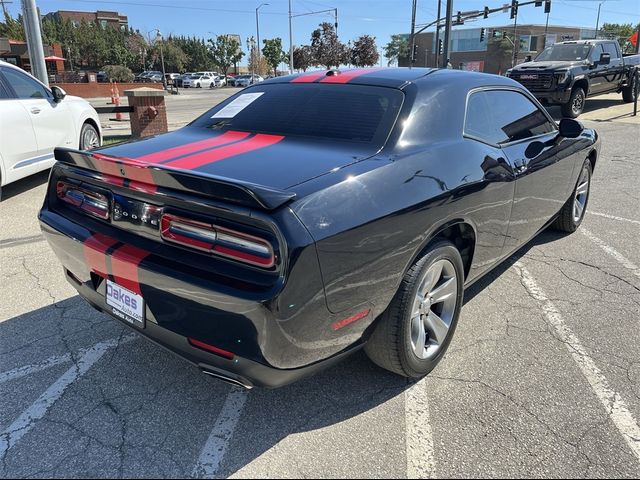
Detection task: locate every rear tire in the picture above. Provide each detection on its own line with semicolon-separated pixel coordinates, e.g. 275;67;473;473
561;87;586;118
364;241;464;378
622;70;638;103
79;123;100;151
553;158;592;233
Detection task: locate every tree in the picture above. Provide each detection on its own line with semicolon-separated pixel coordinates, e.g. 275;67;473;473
209;35;244;75
384;34;409;66
248;46;269;76
292;45;313;72
310;22;349;69
150;40;187;72
599;23;640;53
0;12;25;40
262;38;286;76
487;37;513;75
350;35;379;67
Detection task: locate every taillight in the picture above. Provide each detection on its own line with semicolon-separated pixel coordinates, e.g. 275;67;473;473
56;181;110;220
160;213;275;268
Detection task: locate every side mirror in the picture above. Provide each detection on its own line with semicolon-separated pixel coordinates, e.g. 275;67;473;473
525;55;532;62
558;118;584;138
525;140;545;159
598;52;610;65
51;85;66;103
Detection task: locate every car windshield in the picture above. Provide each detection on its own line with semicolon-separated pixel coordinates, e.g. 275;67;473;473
192;83;404;146
535;44;591;61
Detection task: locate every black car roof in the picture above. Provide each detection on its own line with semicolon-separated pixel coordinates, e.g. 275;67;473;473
264;67;436;89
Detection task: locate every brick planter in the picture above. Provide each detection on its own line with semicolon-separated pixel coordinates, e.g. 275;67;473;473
124;87;168;138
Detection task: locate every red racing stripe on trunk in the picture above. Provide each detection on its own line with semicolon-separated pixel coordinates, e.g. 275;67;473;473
110;244;149;295
84;233;119;278
165;133;285;170
290;71;328;83
92;153;158;193
133;131;252;163
91;153;125;186
319;68;385;84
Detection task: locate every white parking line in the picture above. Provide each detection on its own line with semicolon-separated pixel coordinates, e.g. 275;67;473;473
0;335;138;385
0;335;135;460
405;377;436;479
516;262;640;460
581;228;640;279
589;211;640;227
192;388;249;478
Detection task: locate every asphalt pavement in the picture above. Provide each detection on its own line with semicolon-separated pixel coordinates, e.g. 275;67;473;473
1;105;639;477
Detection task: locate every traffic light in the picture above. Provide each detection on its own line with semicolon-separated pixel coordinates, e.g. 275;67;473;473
480;28;486;42
438;39;443;55
456;11;463;25
492;29;499;38
483;6;489;19
510;0;518;19
544;0;551;13
412;44;419;63
535;1;542;6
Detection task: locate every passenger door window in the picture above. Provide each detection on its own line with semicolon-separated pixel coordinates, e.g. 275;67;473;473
602;42;620;60
465;89;556;146
1;68;51;100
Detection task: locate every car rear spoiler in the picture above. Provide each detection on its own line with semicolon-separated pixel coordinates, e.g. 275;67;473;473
54;148;296;211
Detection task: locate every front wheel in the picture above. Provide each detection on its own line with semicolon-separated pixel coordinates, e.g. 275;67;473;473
79;123;100;151
553;159;592;233
364;241;464;378
561;87;586;118
622;70;638;103
196;83;201;88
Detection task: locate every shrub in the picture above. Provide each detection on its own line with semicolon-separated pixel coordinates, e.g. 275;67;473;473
102;65;134;82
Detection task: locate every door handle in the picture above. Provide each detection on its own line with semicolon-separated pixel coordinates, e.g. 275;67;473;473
513;158;528;174
30;107;41;114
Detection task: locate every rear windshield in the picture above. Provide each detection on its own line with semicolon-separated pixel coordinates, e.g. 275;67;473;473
191;83;404;145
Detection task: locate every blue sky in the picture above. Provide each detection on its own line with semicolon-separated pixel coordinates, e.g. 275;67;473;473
8;0;640;58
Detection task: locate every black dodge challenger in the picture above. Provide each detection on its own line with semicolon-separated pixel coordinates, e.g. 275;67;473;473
40;68;599;388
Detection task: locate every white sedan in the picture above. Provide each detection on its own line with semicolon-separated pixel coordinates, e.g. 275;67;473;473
0;61;101;195
182;74;215;88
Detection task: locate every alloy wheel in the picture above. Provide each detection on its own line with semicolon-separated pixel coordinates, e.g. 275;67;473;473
573;164;590;223
572;92;584;116
410;259;458;360
82;127;100;150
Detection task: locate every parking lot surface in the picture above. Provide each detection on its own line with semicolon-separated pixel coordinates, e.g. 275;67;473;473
1;103;639;477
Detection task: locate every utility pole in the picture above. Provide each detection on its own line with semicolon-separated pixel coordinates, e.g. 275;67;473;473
594;1;603;39
409;0;417;66
1;0;13;17
512;2;519;67
434;0;442;67
256;3;269;59
288;0;294;74
21;0;48;85
442;0;453;68
636;22;640;54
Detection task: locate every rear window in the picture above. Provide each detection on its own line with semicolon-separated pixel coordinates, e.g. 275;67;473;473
192;83;404;145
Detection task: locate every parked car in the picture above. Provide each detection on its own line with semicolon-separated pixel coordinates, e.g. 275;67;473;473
0;60;101;196
216;75;228;87
234;74;263;87
507;39;640;117
182;74;215;88
146;73;164;83
96;71;109;83
164;73;180;85
175;72;192;87
39;68;599;388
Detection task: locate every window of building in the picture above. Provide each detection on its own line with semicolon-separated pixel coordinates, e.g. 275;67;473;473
100;20;107;29
1;68;50;100
465;89;556;146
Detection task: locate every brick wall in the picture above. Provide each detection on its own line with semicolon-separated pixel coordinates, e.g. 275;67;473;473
52;82;162;98
127;93;168;138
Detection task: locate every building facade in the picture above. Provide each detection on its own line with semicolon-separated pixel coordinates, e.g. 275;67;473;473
43;10;128;30
400;24;596;74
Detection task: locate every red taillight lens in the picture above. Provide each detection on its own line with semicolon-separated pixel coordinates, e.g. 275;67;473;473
160;213;275;268
56;181;110;220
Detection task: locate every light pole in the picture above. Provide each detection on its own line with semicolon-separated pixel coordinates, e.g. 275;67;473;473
594;1;607;39
256;3;269;59
149;29;166;87
288;0;294;74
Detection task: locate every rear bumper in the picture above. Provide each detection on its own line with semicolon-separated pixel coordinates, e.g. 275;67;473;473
39;207;369;388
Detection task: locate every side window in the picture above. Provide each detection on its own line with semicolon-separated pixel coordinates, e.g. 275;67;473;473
589;44;604;62
0;75;11;99
1;68;50;100
465;90;556;146
602;42;620;60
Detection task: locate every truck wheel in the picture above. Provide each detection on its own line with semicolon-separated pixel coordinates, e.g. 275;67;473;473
364;241;464;378
561;87;586;118
622;71;638;103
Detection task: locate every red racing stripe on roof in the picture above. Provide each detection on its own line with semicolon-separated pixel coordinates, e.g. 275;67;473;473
165;133;285;170
84;233;119;278
290;71;328;83
319;67;386;84
110;244;149;295
133;131;251;163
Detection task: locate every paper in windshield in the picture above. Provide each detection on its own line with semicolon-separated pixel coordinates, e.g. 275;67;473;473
211;92;264;118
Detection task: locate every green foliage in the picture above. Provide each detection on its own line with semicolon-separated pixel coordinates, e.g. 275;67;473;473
208;35;244;75
351;35;379;67
0;11;25;40
261;38;286;76
310;22;349;69
384;35;409;66
103;65;134;82
599;23;640;53
291;45;313;72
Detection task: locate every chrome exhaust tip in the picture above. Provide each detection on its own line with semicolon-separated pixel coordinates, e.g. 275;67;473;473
201;369;253;390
